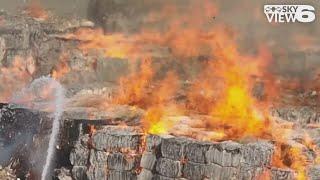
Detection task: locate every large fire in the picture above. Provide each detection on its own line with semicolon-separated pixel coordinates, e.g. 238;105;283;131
4;1;316;179
63;2;320;178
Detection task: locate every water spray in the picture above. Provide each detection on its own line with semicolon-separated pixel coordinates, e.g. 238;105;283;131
11;76;65;180
40;78;65;180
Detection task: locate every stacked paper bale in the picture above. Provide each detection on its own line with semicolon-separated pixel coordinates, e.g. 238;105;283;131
70;125;143;180
138;134;294;180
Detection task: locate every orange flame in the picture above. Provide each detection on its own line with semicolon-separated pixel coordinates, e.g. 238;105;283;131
60;1;319;178
272;142;309;180
142;72;182;134
89;125;97;135
0;56;35;102
111;59;182;134
51;53;71;80
65;28;139;59
24;0;49;21
66;0;218;60
207;48;272;140
112;59;154;106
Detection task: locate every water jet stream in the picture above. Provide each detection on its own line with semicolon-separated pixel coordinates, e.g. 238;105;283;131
11;76;65;180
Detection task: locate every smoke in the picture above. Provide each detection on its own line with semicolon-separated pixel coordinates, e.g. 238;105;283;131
214;0;320;84
86;0;320;90
0;0;318;88
86;0;319;49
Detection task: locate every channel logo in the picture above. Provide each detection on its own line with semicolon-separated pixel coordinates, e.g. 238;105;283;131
264;5;316;23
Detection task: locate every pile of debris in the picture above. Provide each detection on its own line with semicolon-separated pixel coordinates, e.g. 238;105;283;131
0;11;130;102
70;126;143;180
1;3;320;180
140;135;285;180
1;103;319;180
